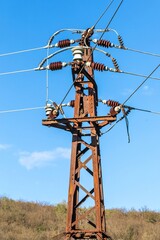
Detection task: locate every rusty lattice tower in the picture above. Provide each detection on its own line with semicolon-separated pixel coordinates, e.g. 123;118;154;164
42;28;119;240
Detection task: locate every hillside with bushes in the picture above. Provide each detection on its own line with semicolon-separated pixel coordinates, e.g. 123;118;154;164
0;197;160;240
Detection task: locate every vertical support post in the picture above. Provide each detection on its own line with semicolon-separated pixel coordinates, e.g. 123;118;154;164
65;47;109;239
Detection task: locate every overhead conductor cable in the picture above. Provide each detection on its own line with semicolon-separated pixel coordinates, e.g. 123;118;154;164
58;0;124;108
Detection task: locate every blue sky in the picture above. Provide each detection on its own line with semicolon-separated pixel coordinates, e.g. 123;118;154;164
0;0;160;211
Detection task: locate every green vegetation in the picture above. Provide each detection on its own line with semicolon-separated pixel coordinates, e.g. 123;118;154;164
0;197;160;240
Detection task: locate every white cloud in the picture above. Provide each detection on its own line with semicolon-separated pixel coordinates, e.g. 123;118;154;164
143;85;149;91
121;88;133;96
142;85;153;96
0;144;11;150
19;147;71;170
122;86;154;97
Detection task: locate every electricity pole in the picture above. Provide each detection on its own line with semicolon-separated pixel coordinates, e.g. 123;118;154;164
42;28;119;240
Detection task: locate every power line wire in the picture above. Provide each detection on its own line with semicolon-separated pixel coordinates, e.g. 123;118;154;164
121;70;160;81
125;106;160;115
0;65;160;82
125;47;160;58
93;0;115;28
0;68;35;76
0;106;44;114
101;114;125;135
0;39;160;60
0;46;46;57
58;0;124;107
95;0;124;45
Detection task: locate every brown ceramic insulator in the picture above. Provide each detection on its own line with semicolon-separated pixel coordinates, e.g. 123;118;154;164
106;100;120;107
118;35;124;47
69;100;75;107
97;39;112;48
49;62;63;71
91;62;105;71
58;39;71;48
112;58;119;70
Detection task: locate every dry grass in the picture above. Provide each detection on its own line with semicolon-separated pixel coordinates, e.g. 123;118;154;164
106;208;160;240
0;197;160;240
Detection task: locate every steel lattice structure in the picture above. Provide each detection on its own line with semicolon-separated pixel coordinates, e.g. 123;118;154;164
42;29;119;240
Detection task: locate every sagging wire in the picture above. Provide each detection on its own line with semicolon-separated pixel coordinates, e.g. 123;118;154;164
47;29;85;47
99;99;131;142
121;106;130;143
100;108;131;137
101;102;160;141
